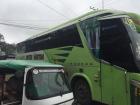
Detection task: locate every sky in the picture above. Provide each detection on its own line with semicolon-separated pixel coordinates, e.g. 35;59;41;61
0;0;140;44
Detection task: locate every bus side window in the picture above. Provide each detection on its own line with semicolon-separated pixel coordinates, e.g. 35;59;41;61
80;18;99;58
26;55;32;60
34;54;44;60
23;24;83;53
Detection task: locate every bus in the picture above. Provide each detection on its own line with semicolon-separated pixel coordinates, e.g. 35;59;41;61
16;10;140;105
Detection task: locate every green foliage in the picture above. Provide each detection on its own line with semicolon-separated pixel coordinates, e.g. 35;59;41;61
0;34;16;56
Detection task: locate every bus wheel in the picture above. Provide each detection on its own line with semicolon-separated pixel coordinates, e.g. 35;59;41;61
73;79;92;105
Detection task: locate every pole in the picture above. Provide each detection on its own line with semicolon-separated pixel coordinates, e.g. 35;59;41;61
102;0;104;9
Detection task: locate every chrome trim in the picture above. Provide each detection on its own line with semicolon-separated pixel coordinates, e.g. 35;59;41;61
101;60;110;65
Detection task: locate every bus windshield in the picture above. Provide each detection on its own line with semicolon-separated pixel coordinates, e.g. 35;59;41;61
26;69;71;100
98;17;140;72
123;17;140;70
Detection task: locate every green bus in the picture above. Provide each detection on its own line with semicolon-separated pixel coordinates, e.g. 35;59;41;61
16;10;140;105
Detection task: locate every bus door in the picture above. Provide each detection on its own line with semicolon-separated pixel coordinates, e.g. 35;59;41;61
99;17;131;105
79;18;102;102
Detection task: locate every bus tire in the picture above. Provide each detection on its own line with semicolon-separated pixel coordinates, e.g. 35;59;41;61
73;79;92;105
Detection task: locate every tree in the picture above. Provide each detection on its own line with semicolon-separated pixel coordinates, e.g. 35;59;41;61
0;33;16;59
0;34;5;43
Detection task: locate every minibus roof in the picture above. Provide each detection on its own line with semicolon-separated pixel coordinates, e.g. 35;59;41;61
0;60;63;71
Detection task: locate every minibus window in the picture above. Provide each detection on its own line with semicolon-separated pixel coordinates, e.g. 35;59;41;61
26;69;71;100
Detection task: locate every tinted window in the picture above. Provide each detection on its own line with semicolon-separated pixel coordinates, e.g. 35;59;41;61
26;55;32;60
80;17;99;57
100;18;137;71
34;54;44;60
24;25;82;52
